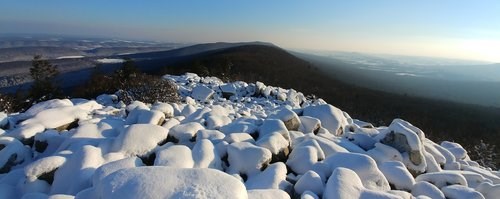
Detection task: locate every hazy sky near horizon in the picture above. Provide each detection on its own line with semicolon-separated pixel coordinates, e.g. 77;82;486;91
1;0;499;62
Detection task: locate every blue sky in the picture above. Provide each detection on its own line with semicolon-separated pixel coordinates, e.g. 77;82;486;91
1;0;499;62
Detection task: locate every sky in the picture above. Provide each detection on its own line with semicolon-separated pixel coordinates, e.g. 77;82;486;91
1;0;499;62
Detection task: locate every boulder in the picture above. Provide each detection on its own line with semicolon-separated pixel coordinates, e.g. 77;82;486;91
227;142;272;176
379;119;426;173
302;104;348;136
269;108;301;131
93;167;248;199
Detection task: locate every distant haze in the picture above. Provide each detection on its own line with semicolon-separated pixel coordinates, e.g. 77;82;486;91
1;0;499;62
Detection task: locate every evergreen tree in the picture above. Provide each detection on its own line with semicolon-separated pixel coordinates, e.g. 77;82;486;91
29;55;61;102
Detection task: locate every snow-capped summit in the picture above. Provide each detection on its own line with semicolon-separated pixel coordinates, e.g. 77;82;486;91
0;73;498;199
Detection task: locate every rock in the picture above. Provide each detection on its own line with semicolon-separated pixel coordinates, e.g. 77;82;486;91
24;156;66;184
168;122;205;143
92;157;144;187
227;142;272;176
126;109;165;125
323;167;400;199
0;112;9;129
294;170;324;196
191;85;215;102
151;102;174;118
302;104;348;136
111;124;168;156
415;171;468;188
269;108;301;131
298;116;321;134
220;83;238;99
224;133;255;144
154;145;194;168
246;162;288;190
93;167;248;199
286;146;319;175
0;137;31;174
441;185;485;199
323;152;391;191
379;161;415;191
379;119;426;173
256;132;290;163
475;182;500;199
411;181;445;199
247;189;291;199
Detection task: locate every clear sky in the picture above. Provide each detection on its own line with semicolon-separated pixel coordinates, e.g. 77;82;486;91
1;0;499;62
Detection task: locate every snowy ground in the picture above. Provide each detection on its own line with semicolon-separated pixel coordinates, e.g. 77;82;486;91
0;73;499;199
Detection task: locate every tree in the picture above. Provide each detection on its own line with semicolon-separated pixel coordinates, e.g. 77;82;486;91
115;58;139;86
29;55;61;102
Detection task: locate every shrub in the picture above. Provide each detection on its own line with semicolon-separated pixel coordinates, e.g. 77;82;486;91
116;73;179;104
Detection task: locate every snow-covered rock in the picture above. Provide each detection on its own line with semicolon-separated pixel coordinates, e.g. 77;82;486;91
1;73;496;198
90;167;248;199
302;104;348;136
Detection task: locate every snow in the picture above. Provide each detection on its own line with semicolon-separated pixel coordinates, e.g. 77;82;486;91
323;152;391;191
0;112;8;128
441;185;485;199
247;189;291;199
294;170;324;196
379;161;415;191
24;156;66;182
154;145;194;168
92;167;248;199
415;171;468;188
302;104;348;136
411;181;445;199
95;58;125;64
323;167;399;199
168;122;204;143
111;124;168;156
245;162;288;190
1;72;498;198
56;56;84;59
191;85;215;102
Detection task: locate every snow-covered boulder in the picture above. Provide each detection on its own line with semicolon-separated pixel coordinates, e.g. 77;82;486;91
0;137;31;174
227;142;272;176
415;171;468;188
168;122;204;143
441;185;485;199
411;181;445;199
24;156;66;185
154;144;194;168
91;167;248;199
268;108;301;131
323;152;391;191
191;85;215;102
323;167;400;199
247;189;291;199
111;124;168;157
294;170;324;196
298;116;321;134
302;104;348;136
379;161;415;191
92;157;144;187
378;119;427;173
125;109;165;125
245;162;288;190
